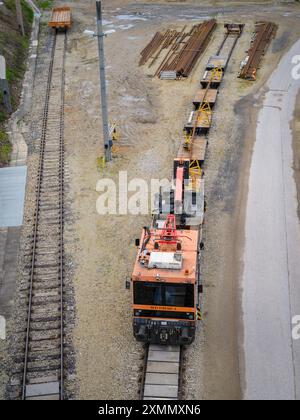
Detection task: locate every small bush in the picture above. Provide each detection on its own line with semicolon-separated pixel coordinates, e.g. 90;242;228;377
0;129;12;165
3;0;16;12
0;112;7;123
21;0;34;25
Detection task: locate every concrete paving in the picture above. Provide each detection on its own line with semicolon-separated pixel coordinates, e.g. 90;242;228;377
0;227;21;319
0;166;26;339
0;166;27;227
242;39;300;400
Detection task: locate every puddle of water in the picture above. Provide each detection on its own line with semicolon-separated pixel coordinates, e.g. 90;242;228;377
104;29;116;35
116;14;148;22
118;24;135;31
102;19;113;26
122;95;146;103
178;14;212;20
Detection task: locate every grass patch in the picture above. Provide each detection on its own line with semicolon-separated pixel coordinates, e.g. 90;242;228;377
0;111;7;123
3;0;16;12
6;63;26;83
0;1;33;164
0;129;12;165
4;1;34;24
37;0;53;10
21;0;34;25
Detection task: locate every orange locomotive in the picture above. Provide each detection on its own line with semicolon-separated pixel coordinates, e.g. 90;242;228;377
131;215;201;345
129;159;204;345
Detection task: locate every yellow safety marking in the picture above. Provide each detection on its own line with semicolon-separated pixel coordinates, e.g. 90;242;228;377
211;66;223;82
197;307;202;321
197;100;212;127
97;156;106;171
184;133;192;150
189;160;202;191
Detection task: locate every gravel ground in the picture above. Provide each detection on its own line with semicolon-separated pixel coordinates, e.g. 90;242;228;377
63;0;205;399
1;0;300;401
62;0;300;400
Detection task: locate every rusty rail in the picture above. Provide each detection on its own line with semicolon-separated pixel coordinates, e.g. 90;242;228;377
239;22;277;81
159;20;216;78
139;20;216;79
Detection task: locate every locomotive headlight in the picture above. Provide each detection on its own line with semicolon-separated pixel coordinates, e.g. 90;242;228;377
135;310;142;316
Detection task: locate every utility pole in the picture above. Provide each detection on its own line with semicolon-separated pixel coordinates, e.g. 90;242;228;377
16;0;25;37
96;1;112;162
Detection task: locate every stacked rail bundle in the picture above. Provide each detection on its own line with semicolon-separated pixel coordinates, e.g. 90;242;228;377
155;26;190;77
159;19;217;78
148;30;181;68
139;30;180;67
139;32;165;66
239;21;277;80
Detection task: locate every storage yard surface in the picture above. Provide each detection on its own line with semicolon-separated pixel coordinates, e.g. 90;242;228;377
1;0;300;401
62;0;300;399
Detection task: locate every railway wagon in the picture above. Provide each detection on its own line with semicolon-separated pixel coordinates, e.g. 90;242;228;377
48;7;72;29
129;23;245;349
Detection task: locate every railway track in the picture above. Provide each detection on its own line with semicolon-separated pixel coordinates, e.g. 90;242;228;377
217;24;244;66
12;30;67;400
140;345;182;400
139;24;244;401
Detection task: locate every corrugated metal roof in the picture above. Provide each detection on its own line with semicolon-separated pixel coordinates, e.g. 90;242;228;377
0;166;27;227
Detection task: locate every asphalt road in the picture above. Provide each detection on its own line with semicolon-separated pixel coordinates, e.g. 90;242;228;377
243;40;300;400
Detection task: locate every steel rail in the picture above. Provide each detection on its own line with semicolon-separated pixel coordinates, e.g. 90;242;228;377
21;29;67;401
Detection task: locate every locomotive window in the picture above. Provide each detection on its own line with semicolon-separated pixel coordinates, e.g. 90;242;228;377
134;282;194;308
165;284;193;307
134;282;163;306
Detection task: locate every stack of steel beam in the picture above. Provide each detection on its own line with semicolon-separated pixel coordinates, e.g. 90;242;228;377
139;30;180;67
239;21;277;80
139;32;164;66
159;20;217;78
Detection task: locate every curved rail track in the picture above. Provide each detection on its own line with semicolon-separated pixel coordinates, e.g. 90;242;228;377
15;30;67;400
